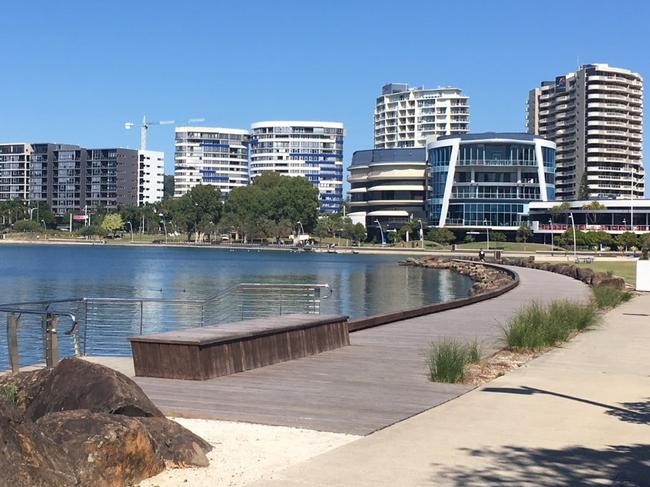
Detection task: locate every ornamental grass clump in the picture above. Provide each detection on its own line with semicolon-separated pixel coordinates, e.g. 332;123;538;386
427;339;481;383
504;300;599;351
592;285;632;309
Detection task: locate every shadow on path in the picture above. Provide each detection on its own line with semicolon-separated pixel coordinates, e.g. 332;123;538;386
482;386;650;425
432;443;650;486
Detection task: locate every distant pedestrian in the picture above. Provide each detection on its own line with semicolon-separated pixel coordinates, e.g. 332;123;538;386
478;249;485;262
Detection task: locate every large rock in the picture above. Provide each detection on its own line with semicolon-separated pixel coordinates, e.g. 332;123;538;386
26;358;163;421
0;412;77;487
36;409;165;487
140;416;212;467
576;267;595;284
595;276;626;290
0;368;52;416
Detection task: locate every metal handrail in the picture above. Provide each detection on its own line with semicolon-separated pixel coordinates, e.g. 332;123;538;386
0;282;332;371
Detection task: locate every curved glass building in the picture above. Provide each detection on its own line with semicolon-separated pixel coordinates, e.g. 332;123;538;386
348;148;426;237
428;133;555;228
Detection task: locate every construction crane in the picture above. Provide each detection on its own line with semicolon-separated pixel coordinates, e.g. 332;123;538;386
124;116;205;150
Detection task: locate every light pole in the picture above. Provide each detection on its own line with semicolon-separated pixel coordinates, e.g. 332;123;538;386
28;207;37;220
41;219;47;231
568;213;577;261
296;220;305;236
418;219;424;249
127;221;133;242
548;218;554;251
374;219;385;246
483;219;490;250
159;213;168;244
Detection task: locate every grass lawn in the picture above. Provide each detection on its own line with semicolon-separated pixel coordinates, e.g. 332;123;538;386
575;261;637;288
458;241;555;251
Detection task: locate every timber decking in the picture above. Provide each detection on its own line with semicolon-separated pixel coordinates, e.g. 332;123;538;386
129;314;349;380
128;266;591;435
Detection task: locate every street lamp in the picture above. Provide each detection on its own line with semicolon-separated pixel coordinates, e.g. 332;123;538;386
483;219;490;250
374;219;385;246
296;220;305;235
548;218;554;251
28;207;37;220
158;213;168;244
127;221;133;242
41;219;46;230
418;219;424;249
568;213;577;261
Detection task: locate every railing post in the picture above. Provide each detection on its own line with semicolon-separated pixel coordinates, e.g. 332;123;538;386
45;314;59;368
139;300;144;335
7;313;19;373
83;300;89;355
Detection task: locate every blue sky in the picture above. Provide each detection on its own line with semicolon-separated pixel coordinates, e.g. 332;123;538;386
1;0;648;194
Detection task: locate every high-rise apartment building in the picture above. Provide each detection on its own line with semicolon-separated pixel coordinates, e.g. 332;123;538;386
374;83;470;149
0;142;164;214
249;121;344;213
174;127;249;198
527;64;644;200
137;150;165;205
0;143;32;202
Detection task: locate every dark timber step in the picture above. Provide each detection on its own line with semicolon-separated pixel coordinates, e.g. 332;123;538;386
129;314;349;380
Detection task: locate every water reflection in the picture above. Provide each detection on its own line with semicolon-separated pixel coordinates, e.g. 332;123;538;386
0;245;473;368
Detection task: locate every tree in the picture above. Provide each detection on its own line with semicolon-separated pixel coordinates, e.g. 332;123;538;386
463;233;475;243
426;228;456;245
224;173;320;242
163;175;175;199
551;202;571;213
12;219;41;233
101;213;124;236
616;232;638;251
516;223;533;243
168;184;223;242
490;231;507;242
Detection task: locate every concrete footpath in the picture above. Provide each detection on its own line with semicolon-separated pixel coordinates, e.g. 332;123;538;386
253;294;650;486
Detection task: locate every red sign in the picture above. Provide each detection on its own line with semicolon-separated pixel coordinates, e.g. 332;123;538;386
72;215;87;221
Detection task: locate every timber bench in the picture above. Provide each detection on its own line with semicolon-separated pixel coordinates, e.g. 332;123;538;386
128;314;349;380
575;256;594;264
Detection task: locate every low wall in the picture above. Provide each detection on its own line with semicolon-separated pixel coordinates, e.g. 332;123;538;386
348;262;519;333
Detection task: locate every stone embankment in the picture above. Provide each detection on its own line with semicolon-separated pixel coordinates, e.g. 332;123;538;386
401;258;514;295
0;358;212;487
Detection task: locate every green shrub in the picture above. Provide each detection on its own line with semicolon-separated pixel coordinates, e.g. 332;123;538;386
592;285;632;309
504;300;599;351
427;339;481;383
0;382;18;405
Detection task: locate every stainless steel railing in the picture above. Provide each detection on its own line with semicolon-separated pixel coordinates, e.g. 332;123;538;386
0;282;332;371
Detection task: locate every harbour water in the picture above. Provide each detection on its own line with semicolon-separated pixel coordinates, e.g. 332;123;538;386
0;244;473;368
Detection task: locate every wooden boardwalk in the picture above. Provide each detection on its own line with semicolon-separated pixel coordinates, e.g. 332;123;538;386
131;266;591;435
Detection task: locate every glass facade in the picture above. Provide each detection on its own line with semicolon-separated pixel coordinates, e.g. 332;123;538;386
427;134;555;227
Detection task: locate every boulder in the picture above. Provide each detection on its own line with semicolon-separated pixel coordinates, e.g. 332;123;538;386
0;413;77;487
595;276;626;290
576;267;595;284
36;409;165;487
140;416;212;467
26;357;163;421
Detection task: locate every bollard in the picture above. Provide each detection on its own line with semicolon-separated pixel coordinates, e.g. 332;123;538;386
7;313;19;373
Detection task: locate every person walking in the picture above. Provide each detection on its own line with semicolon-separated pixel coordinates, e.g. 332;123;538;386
478;249;486;262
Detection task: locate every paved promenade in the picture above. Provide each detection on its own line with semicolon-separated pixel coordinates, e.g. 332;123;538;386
132;266;590;435
252;294;650;486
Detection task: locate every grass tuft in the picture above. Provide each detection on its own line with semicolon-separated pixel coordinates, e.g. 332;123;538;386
0;382;18;405
592;285;632;309
504;300;599;351
427;339;481;383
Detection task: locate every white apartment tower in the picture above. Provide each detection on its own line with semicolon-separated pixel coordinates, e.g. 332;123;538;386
374;83;470;149
137;150;164;205
249;121;345;213
527;64;644;200
174;127;250;198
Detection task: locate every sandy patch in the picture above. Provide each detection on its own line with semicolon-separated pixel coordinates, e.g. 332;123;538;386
139;418;359;487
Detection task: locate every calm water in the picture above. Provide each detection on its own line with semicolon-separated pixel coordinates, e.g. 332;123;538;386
0;244;473;368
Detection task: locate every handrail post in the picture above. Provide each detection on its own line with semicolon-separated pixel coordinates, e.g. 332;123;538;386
7;313;19;373
139;300;144;335
45;314;59;368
